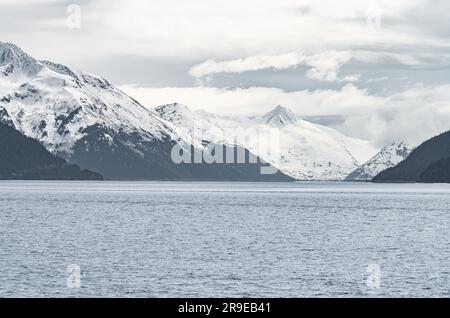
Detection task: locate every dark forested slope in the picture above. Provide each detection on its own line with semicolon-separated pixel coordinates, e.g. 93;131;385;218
0;123;102;180
374;130;450;183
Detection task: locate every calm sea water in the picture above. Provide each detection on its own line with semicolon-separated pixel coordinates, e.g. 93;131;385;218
0;181;449;298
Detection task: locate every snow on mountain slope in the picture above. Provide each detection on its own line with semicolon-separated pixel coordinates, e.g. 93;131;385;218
0;42;195;156
346;142;413;181
246;106;377;180
153;104;378;181
263;105;299;128
153;103;236;146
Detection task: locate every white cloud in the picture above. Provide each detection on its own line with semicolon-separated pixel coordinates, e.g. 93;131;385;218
120;83;380;117
341;74;361;82
304;51;353;82
189;53;305;78
2;0;444;64
189;50;421;82
121;83;450;147
367;77;389;83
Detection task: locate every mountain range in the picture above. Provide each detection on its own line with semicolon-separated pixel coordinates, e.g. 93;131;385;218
153;103;378;181
0;42;291;181
3;42;450;183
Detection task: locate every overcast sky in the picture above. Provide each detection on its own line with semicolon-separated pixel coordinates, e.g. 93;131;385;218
1;0;450;146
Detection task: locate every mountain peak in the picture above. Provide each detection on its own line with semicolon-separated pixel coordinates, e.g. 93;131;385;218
154;103;193;124
154;103;190;114
0;42;32;63
263;105;299;127
0;42;42;78
156;102;189;110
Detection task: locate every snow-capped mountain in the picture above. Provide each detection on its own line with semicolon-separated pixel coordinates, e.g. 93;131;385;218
346;142;413;181
249;106;377;180
0;42;291;181
153;104;378;181
153;103;236;146
263;105;299;128
0;43;187;155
